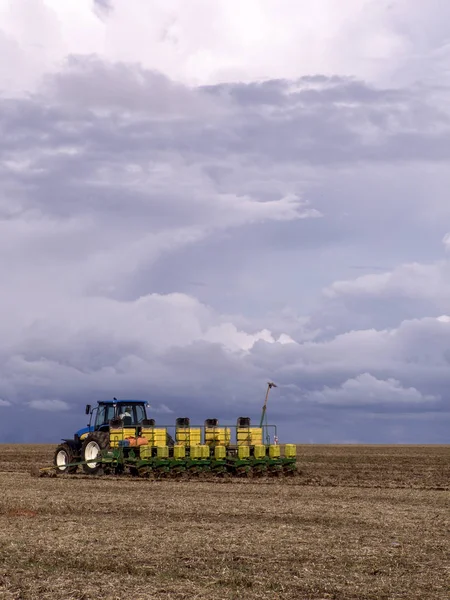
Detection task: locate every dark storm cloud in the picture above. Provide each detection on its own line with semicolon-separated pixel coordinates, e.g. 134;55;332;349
3;57;448;166
1;56;449;443
202;75;406;107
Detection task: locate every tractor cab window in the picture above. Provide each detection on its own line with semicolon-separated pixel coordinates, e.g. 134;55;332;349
117;405;134;426
134;404;146;424
95;404;115;429
117;404;146;426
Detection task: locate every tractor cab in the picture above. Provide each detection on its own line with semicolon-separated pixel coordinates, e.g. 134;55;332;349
76;399;149;439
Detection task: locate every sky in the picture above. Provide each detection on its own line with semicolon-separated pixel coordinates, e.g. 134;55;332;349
1;0;450;443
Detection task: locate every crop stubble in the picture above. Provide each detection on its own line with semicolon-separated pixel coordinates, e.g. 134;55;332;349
0;444;448;600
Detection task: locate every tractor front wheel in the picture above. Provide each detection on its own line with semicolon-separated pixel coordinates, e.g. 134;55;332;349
54;443;79;474
81;432;110;475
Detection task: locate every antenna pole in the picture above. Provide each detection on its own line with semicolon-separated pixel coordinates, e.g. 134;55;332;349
259;381;277;429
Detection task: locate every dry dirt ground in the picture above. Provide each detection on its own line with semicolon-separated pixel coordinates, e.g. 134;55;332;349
0;444;448;600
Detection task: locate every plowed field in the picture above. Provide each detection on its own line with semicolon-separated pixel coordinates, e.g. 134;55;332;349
0;444;448;600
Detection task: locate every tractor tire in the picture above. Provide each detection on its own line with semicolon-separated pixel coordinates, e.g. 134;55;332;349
81;431;110;475
53;443;79;474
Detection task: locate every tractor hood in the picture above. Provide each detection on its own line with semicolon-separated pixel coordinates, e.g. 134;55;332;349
76;426;94;439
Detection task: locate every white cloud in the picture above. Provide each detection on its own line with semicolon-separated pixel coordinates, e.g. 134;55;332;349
436;315;450;323
202;324;296;352
28;399;70;411
443;232;450;250
306;373;438;405
151;404;174;414
0;399;11;407
1;292;295;360
215;194;322;226
297;314;450;371
324;262;450;300
1;0;450;94
203;323;275;352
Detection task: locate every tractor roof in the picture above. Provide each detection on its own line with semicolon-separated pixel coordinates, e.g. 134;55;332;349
98;399;148;405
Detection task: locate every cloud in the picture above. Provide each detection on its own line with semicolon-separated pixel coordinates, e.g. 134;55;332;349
3;0;450;93
151;404;174;414
2;293;448;418
324;262;450;301
28;399;70;411
203;323;296;352
2;60;346;304
311;256;450;337
0;399;11;407
0;63;448;439
443;232;450;250
305;373;438;406
0;8;450;443
93;0;113;19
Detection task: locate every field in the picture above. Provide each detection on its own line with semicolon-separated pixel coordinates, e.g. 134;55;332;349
0;445;448;600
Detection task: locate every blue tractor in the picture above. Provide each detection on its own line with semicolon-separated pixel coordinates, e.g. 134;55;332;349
53;399;173;474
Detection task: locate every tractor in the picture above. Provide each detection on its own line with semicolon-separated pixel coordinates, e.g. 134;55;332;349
54;399;173;474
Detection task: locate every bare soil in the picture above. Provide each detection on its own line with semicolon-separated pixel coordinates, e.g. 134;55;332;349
0;444;448;599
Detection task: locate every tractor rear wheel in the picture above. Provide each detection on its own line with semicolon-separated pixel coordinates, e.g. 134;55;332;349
54;443;78;474
81;431;110;475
